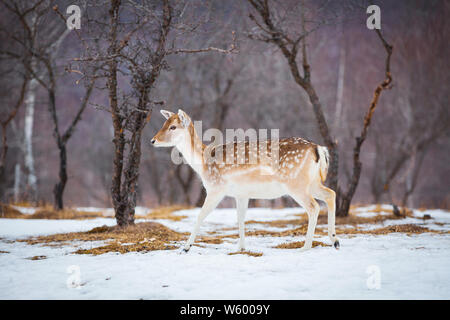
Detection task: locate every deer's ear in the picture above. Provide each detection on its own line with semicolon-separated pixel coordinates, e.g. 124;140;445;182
160;109;175;120
178;109;191;127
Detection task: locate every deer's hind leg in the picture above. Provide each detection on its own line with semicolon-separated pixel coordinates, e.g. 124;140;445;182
312;183;340;249
288;187;320;251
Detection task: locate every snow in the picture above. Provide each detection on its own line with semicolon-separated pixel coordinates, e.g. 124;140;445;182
0;218;116;238
11;205;37;215
75;206;150;217
1;206;449;299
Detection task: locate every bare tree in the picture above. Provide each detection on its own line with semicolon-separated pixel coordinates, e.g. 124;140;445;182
247;0;393;216
48;77;95;210
368;3;449;207
0;51;29;201
1;0;98;209
336;29;392;215
1;1;446;211
73;0;236;226
0;0;45;201
0;75;28;180
247;0;339;190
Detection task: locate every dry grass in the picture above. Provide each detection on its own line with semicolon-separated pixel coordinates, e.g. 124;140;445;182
0;203;107;220
275;241;331;249
0;203;26;218
28;206;106;220
247;205;414;229
247;225;327;237
0;250;10;254
26;255;47;260
246;217;305;228
6;203;447;256
9;201;36;207
337;223;446;236
206;225;327;244
1;203;191;221
228;250;263;257
197;236;224;244
137;205;191;221
205;217;445;245
18;222;187;255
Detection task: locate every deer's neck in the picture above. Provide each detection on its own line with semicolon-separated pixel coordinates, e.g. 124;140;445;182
176;123;205;178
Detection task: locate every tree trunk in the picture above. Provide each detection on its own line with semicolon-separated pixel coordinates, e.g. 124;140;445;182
401;146;427;207
14;163;21;203
53;142;67;210
334;46;346;130
114;201;133;227
106;0;131;227
196;187;207;207
24;77;38;201
302;82;339;194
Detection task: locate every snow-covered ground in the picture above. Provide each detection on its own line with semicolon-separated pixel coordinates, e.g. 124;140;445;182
1;205;449;299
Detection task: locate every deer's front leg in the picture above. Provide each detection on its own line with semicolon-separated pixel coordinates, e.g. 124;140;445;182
183;191;223;252
236;197;249;251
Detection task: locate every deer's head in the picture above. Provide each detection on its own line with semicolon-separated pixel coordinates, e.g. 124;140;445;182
151;109;192;147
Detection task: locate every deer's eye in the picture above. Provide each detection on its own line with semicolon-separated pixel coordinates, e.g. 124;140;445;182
169;125;176;130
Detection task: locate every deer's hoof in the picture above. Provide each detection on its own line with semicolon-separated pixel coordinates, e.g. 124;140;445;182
333;240;340;250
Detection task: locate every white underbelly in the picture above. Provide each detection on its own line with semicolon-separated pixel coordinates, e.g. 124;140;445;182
225;182;288;199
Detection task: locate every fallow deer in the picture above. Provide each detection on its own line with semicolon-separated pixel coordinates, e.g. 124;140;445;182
151;109;339;252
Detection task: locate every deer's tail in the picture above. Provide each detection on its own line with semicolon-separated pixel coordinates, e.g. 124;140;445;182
317;146;329;183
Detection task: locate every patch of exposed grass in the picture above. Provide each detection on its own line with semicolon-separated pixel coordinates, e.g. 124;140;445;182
26;255;47;260
334;213;412;226
209;221;444;244
246;218;304;228
28;206;106;220
0;203;26;218
274;241;331;249
0;250;10;254
1;203;107;220
247;225;327;237
2;204;191;221
75;241;177;255
228;250;263;257
18;222;187;255
137;205;190;221
197;236;224;244
248;206;414;229
9;201;36;208
338;224;446;235
210;225;327;242
212;227;238;233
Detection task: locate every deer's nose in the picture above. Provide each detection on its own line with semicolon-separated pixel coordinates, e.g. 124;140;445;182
151;139;156;144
